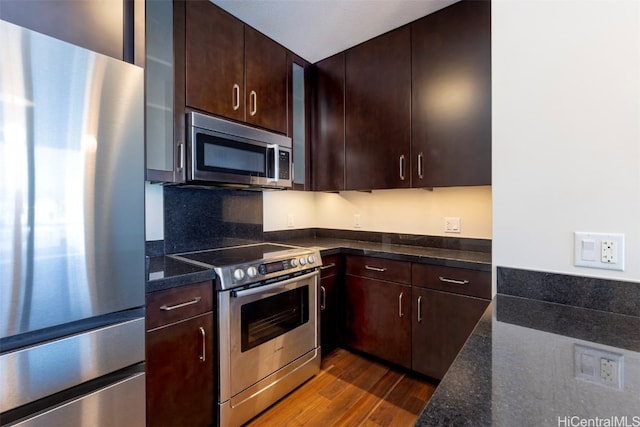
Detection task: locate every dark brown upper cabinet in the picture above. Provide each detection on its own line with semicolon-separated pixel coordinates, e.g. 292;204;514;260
185;0;287;134
0;0;144;65
345;26;412;191
411;0;492;187
312;53;346;192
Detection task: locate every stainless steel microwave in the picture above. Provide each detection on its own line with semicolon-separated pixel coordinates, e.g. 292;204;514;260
187;112;292;188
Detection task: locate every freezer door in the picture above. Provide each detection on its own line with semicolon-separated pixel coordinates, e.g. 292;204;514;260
0;318;145;414
0;20;145;338
9;372;145;427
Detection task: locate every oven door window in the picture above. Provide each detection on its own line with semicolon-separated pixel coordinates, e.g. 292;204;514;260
196;132;266;177
240;286;309;352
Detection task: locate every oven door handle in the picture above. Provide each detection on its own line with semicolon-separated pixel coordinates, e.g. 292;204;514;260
231;271;318;298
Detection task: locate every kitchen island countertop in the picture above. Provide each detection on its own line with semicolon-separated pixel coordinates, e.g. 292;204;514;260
416;291;640;426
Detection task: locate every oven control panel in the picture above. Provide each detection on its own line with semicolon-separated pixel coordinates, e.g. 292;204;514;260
230;252;321;287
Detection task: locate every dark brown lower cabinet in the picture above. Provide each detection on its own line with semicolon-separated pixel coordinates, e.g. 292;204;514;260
146;282;214;426
412;287;489;379
343;275;411;369
146;311;214;427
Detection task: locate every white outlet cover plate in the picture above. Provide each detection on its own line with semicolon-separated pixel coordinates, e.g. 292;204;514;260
444;217;461;233
574;232;625;271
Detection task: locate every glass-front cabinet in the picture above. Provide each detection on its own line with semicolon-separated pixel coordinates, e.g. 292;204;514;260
290;55;311;190
145;0;184;182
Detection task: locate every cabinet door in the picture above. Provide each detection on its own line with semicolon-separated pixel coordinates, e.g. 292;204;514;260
245;26;288;134
345;26;411;190
411;0;491;187
320;274;338;355
412;288;488;379
146;312;214;427
146;0;185;183
319;255;343;355
343;276;411;369
185;0;244;122
312;53;346;192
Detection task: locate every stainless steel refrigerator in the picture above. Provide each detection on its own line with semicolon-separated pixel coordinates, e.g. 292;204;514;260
0;20;146;426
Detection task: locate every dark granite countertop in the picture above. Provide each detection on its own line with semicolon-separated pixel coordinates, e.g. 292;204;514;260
146;255;216;293
417;293;640;426
275;237;492;271
146;236;491;293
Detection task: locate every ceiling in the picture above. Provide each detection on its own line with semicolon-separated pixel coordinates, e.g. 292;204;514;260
211;0;460;63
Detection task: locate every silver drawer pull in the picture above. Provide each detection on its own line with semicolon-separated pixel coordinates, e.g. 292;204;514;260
365;265;387;272
438;277;470;285
417;295;422;323
159;296;202;311
320;263;336;270
320;286;327;310
199;326;206;362
398;292;404;317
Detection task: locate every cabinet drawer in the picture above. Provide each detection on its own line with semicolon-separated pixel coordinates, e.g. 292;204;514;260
412;264;490;299
146;281;213;330
319;254;342;278
346;255;411;284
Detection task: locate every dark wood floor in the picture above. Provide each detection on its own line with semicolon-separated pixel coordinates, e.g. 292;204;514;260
246;348;437;426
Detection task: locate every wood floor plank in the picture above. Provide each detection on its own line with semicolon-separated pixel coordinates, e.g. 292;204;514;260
245;349;437;427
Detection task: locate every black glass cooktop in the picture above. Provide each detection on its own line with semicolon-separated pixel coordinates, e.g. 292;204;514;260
175;243;302;267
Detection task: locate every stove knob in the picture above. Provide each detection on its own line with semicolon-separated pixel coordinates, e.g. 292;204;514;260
247;266;258;278
233;268;245;281
299;257;307;266
307;255;316;264
290;258;298;267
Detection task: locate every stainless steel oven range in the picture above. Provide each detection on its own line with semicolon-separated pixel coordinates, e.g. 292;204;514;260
171;243;322;427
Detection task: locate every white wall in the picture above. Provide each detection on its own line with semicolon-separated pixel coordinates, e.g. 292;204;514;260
492;0;640;282
263;186;492;239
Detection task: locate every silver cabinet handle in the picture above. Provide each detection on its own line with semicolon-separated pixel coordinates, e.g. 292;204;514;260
199;326;206;362
320;263;336;270
398;292;404;317
417;152;424;179
364;265;386;272
439;277;470;285
177;142;184;173
399;155;405;181
249;90;257;116
320;286;326;310
417;295;422;323
159;296;201;311
232;83;240;111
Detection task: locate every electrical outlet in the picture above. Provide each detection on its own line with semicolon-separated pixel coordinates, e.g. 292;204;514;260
601;240;618;264
575;344;623;390
354;214;361;228
287;213;294;228
444;217;461;233
574;232;625;271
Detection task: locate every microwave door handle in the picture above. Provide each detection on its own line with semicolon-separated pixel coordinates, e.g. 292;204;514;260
267;144;279;183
